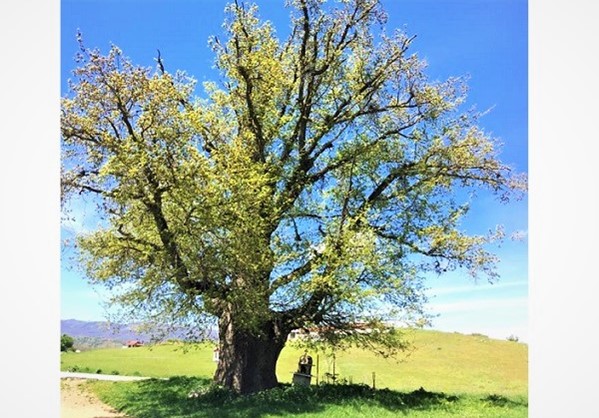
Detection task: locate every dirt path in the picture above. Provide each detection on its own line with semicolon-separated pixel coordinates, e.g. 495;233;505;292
61;378;129;418
60;373;152;417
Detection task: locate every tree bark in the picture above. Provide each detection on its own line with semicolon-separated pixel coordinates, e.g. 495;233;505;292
214;309;290;394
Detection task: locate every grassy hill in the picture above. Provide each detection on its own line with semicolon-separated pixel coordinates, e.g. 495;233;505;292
62;329;527;417
61;328;527;397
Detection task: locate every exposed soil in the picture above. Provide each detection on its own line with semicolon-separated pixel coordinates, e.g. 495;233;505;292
61;378;129;418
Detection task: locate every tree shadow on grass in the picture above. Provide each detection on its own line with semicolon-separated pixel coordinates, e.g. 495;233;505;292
483;394;528;408
113;376;526;418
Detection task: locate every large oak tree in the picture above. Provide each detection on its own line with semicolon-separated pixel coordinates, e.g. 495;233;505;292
61;0;526;394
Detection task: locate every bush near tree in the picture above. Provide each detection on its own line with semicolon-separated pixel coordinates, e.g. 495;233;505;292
61;333;75;352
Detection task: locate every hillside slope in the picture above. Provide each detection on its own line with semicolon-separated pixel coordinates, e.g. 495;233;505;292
61;328;527;396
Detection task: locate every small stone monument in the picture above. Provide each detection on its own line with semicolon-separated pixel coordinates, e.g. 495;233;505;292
292;350;313;386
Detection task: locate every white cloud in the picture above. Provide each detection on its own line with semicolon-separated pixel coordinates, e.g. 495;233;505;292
61;196;105;235
431;320;529;343
426;280;528;297
427;296;528;314
425;296;529;342
510;229;529;241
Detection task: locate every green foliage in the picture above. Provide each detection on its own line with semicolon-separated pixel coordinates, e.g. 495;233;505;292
61;333;75;352
66;365;95;373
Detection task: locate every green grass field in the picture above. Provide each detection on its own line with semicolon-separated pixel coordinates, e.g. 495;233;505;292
61;329;528;417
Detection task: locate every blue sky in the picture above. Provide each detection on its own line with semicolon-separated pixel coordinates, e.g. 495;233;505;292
59;0;529;342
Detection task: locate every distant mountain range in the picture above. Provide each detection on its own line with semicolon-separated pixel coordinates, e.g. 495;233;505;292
61;319;154;342
61;319;218;343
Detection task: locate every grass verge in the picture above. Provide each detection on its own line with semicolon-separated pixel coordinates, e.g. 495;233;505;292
91;376;528;418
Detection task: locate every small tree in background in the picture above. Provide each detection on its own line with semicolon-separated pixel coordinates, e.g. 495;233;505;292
61;334;75;352
61;0;526;393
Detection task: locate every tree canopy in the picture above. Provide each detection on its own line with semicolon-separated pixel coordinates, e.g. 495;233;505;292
61;0;526;393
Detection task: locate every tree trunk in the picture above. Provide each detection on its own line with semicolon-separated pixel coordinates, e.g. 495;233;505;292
214;309;290;394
